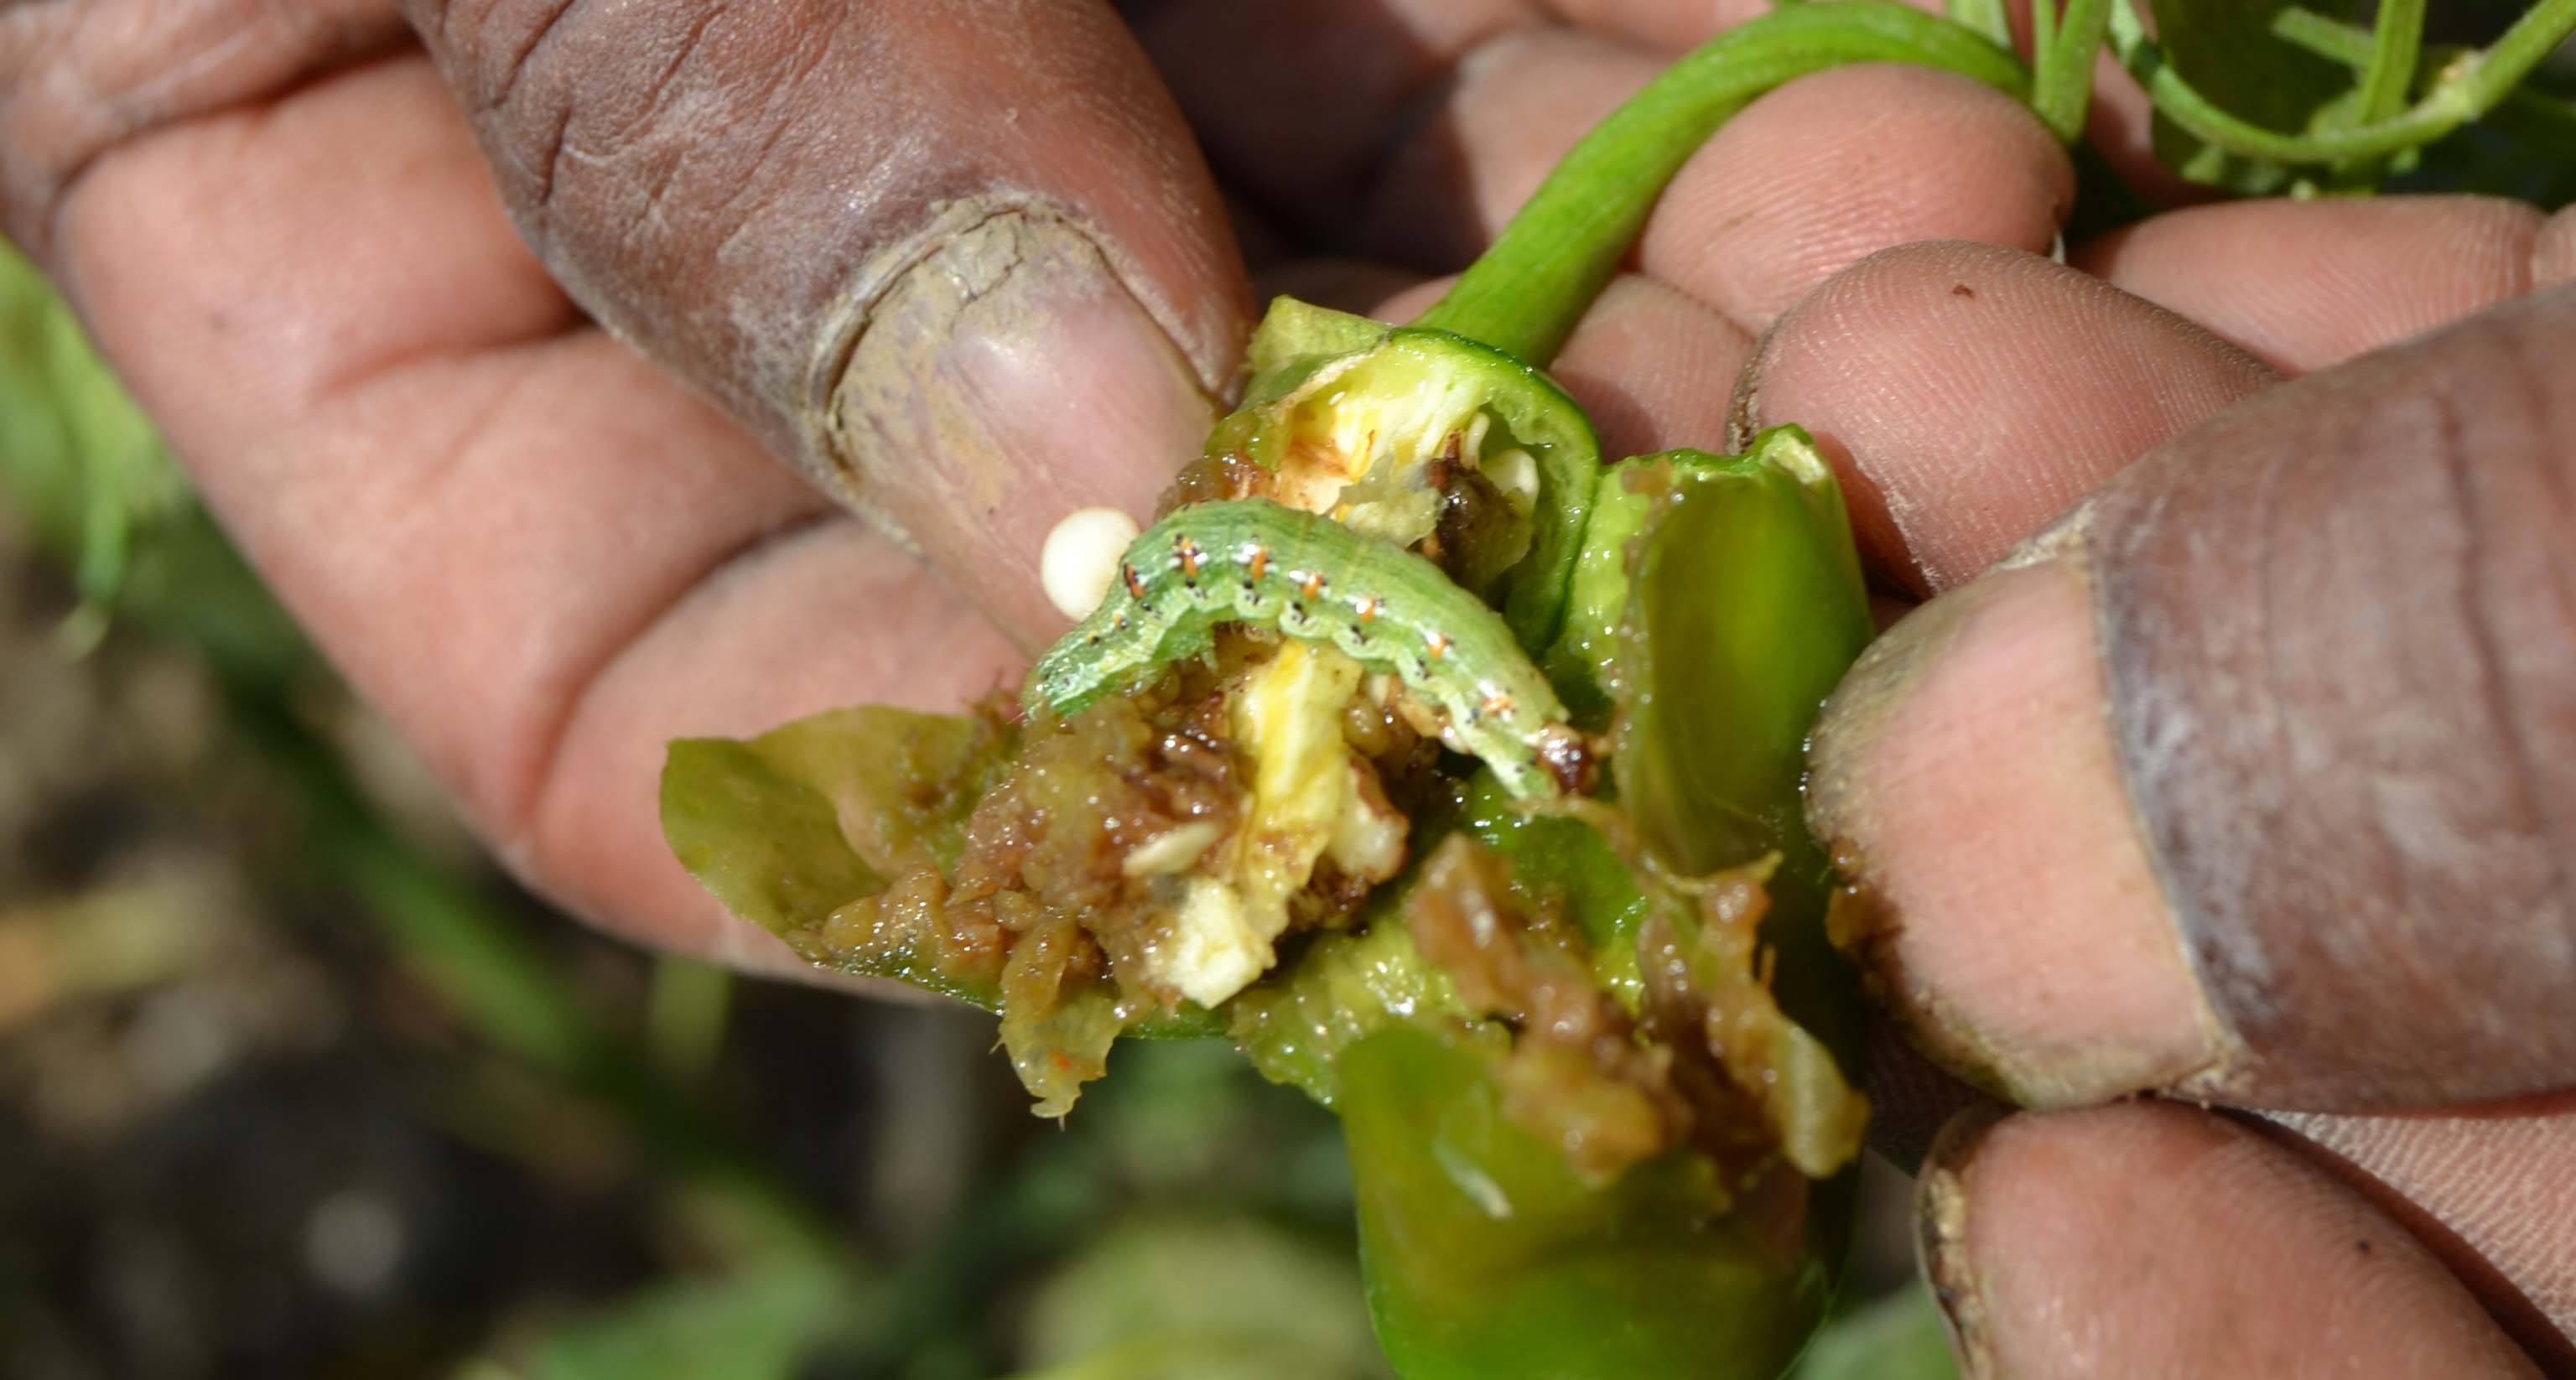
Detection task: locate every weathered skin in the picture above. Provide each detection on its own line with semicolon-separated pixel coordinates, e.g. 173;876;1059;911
3;0;1251;643
392;0;1251;636
1;0;408;254
1812;283;2576;1113
2068;283;2576;1110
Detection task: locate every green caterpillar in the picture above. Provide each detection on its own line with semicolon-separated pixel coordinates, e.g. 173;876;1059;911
1024;499;1589;801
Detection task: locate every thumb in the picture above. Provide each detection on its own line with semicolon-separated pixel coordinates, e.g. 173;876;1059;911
398;0;1249;642
1807;282;2576;1113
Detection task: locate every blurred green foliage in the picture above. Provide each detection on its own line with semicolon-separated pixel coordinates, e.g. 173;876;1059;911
0;249;305;678
2144;0;2368;193
2134;0;2576;203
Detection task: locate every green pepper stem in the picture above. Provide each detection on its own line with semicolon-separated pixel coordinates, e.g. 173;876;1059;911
2272;18;2576;142
1410;3;2027;367
2354;0;2428;127
1944;0;2012;49
2271;8;2378;68
2329;0;2427;187
2108;0;2576;165
2030;0;2111;143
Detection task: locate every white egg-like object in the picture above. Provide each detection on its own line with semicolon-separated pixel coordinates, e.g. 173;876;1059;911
1040;506;1142;620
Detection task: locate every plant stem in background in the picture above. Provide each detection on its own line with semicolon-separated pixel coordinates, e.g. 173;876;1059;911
2271;8;2379;68
2029;0;2112;142
2332;0;2430;186
2355;0;2431;124
2277;6;2576;139
2110;0;2576;163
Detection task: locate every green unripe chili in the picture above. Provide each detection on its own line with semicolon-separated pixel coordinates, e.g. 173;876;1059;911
1607;434;1879;1113
1200;299;1605;651
1337;433;1876;1380
1602;433;1875;880
1339;1025;1836;1380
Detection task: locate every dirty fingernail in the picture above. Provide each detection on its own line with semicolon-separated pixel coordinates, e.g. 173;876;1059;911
1917;1102;2008;1379
826;207;1214;644
1807;558;2224;1108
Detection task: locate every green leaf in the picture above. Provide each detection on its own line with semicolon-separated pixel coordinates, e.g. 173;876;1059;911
1944;0;2013;48
660;705;1012;1005
2144;0;2369;190
660;734;887;938
0;246;180;591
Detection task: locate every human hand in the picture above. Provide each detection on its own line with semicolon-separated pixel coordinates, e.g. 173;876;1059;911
1768;218;2576;1369
13;0;2573;1369
1;0;2076;977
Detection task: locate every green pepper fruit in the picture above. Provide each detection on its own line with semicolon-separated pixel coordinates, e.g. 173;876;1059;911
1335;431;1876;1379
1606;432;1872;870
1197;297;1603;653
1221;773;1654;1110
1339;1025;1832;1380
1224;890;1465;1108
1607;430;1875;1072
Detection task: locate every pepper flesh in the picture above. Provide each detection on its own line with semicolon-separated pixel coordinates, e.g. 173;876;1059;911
1340;1025;1833;1380
1607;434;1877;1078
1336;431;1876;1379
1196;298;1603;652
